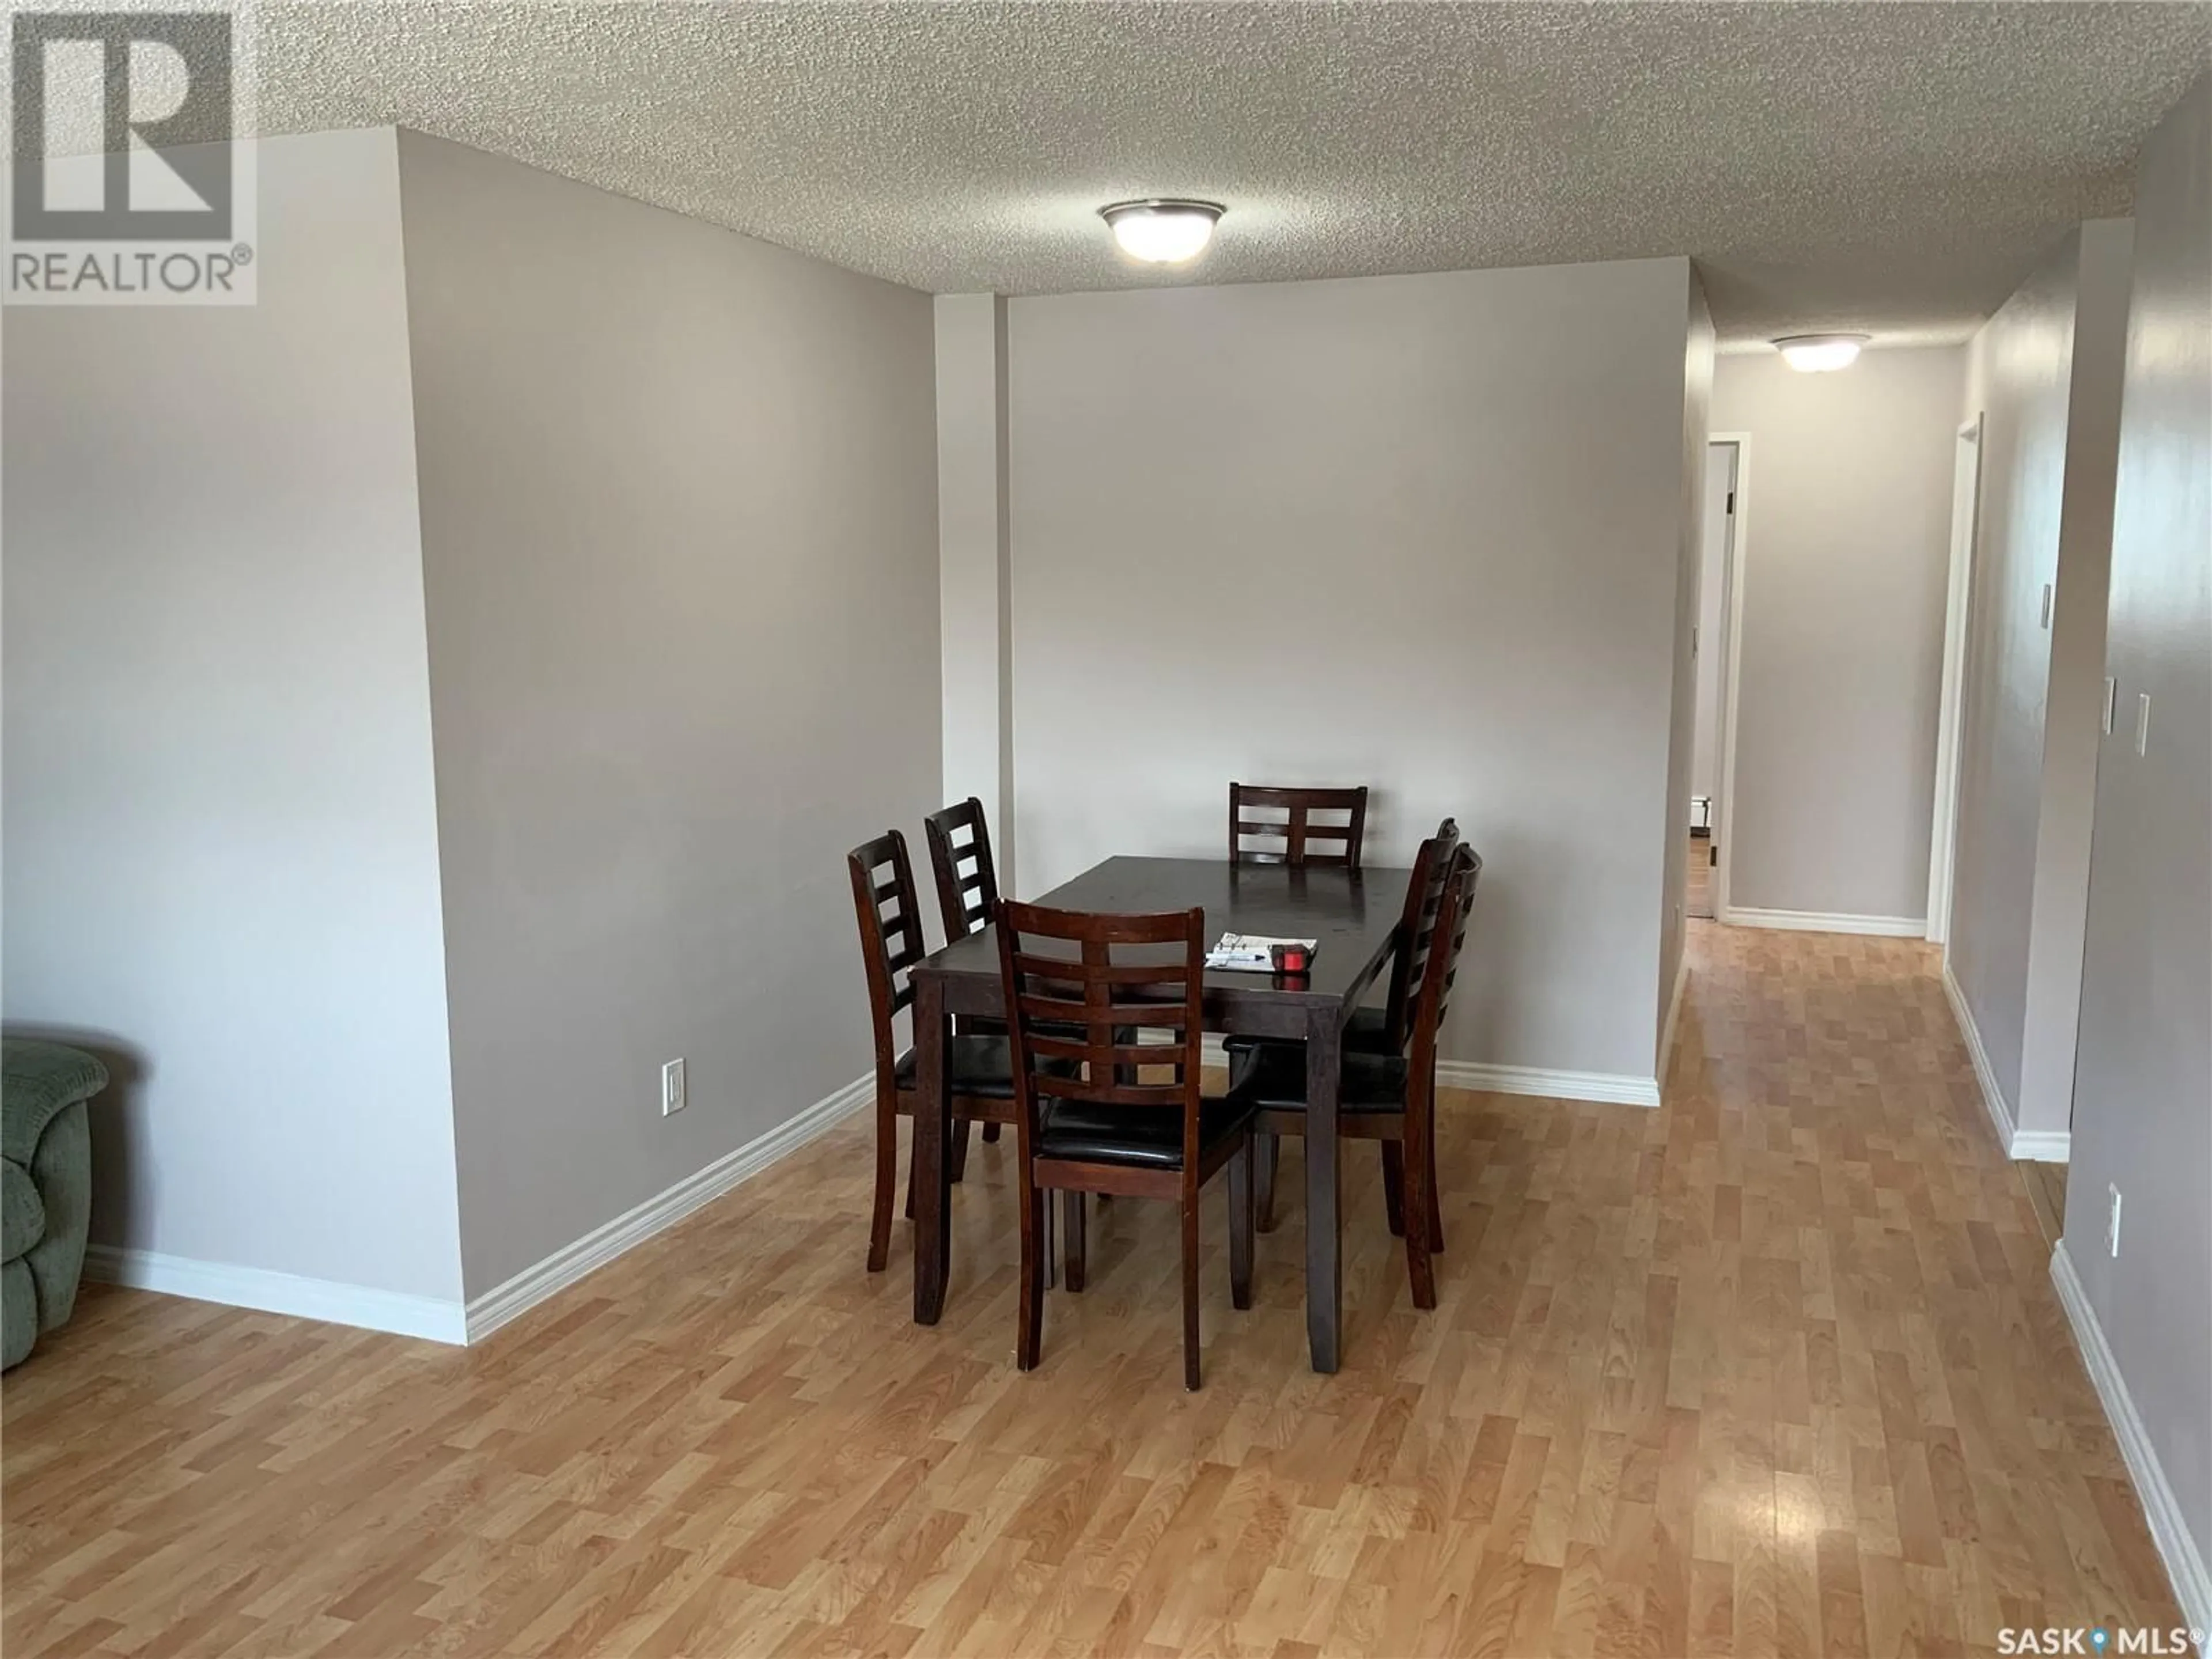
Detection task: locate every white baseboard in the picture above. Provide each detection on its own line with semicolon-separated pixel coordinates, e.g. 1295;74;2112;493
1200;1035;1659;1108
1942;959;2021;1157
80;1072;877;1350
1657;953;1690;1101
1940;964;2070;1162
2050;1240;2212;1637
83;1245;467;1345
464;1070;873;1343
1436;1060;1662;1108
1721;906;1929;937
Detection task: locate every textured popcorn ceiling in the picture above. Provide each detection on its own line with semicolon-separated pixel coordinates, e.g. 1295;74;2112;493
50;3;2212;342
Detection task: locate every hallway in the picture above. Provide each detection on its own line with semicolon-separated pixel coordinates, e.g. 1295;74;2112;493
1688;830;1717;919
0;923;2180;1656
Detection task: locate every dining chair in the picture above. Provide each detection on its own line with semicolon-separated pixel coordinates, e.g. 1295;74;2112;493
1225;844;1482;1309
1230;819;1461;1229
923;797;1006;1143
848;830;1021;1274
996;899;1257;1390
923;796;998;943
1228;783;1369;869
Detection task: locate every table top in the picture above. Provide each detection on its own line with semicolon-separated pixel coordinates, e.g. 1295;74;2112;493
913;855;1410;1027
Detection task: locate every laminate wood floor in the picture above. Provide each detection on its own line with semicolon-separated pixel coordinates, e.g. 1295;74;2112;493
2;923;2180;1657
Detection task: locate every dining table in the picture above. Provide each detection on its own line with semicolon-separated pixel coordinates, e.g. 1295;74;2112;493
906;854;1411;1374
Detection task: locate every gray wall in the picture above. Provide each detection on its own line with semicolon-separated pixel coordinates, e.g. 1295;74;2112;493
1006;259;1699;1084
1710;346;1965;922
1;130;466;1301
2018;221;2134;1143
2062;73;2212;1589
1952;236;2087;1118
1950;221;2134;1141
393;132;942;1298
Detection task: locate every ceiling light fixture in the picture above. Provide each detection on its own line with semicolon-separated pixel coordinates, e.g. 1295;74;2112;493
1099;198;1225;265
1775;333;1870;373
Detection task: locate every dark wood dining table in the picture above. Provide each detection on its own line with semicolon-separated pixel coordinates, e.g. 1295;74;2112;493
906;854;1411;1373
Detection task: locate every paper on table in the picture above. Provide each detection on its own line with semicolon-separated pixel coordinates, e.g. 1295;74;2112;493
1205;933;1320;971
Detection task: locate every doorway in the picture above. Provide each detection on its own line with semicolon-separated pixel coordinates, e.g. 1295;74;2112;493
1689;438;1741;920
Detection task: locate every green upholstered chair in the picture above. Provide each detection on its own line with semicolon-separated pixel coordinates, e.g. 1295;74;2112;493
2;1039;104;1369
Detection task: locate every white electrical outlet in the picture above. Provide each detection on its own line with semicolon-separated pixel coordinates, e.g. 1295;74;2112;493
661;1058;686;1116
2107;1184;2123;1259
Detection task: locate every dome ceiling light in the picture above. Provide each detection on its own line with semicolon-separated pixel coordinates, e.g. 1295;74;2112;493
1099;199;1225;265
1775;333;1870;372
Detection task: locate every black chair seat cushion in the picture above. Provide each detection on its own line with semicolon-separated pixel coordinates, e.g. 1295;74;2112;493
1034;1096;1256;1170
1223;1040;1409;1116
895;1035;1021;1100
895;1037;1085;1101
1221;1004;1393;1063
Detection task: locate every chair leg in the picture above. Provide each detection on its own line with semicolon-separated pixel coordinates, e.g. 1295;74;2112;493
868;1093;897;1274
1062;1191;1087;1292
1255;1130;1281;1233
1380;1141;1408;1238
1180;1191;1203;1391
982;1121;1002;1143
1425;1119;1446;1253
949;1118;972;1183
1017;1181;1046;1372
1228;1140;1255;1311
1403;1134;1438;1312
903;1127;918;1221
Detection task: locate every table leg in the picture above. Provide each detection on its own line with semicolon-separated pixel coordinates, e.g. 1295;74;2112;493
912;974;952;1324
1304;1006;1344;1372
